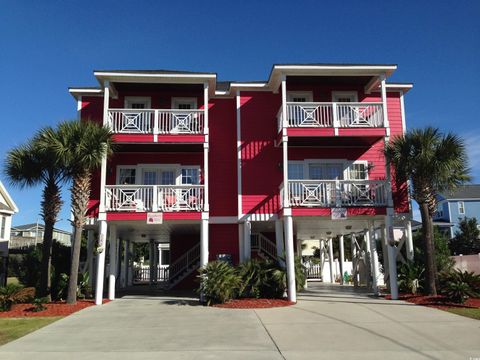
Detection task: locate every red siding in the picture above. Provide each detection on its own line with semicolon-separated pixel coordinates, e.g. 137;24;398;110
209;224;239;264
106;212;201;221
240;92;282;215
81;96;103;124
209;98;238;216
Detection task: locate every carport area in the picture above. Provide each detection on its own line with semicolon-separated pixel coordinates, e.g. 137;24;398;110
1;283;479;360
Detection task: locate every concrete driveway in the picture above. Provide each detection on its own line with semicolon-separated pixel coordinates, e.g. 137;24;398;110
1;284;479;360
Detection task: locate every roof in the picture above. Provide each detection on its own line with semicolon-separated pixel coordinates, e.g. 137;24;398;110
441;185;480;200
0;181;18;213
94;69;216;75
11;223;71;234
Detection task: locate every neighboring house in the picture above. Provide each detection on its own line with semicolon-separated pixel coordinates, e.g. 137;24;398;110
69;63;414;304
433;185;480;238
0;181;19;286
10;223;72;249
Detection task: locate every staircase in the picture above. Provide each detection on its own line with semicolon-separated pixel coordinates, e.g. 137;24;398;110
251;233;278;261
160;243;200;290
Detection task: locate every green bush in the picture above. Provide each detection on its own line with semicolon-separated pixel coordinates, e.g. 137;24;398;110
77;272;92;299
31;297;48;312
0;284;24;311
237;259;284;299
198;261;241;305
439;270;480;304
398;262;424;294
274;256;307;293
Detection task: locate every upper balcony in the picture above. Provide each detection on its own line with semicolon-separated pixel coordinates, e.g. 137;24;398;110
277;101;386;139
108;108;206;143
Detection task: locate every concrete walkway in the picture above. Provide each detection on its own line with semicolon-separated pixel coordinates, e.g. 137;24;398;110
1;283;480;359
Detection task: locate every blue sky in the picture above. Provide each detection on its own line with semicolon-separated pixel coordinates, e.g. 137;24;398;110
1;0;479;230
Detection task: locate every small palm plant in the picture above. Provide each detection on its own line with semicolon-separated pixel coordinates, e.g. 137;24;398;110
198;261;241;305
398;262;425;295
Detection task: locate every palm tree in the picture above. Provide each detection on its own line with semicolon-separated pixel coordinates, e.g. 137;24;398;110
45;120;112;304
5;131;67;299
384;127;470;295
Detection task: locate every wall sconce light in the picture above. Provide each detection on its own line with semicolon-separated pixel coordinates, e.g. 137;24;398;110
367;162;375;173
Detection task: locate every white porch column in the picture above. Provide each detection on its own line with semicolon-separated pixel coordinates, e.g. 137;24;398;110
95;220;107;305
122;240;129;288
368;223;380;296
328;238;334;283
238;223;245;263
275;219;285;266
405;220;414;261
149;240;154;285
320;239;325;280
385;213;399;299
339;235;345;285
108;224;117;301
200;219;209;267
243;221;251;261
284;215;296;302
128;241;133;286
351;234;358;287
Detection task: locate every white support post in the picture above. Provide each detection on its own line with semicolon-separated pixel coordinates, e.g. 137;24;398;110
95;220;107;305
320;239;325;280
368;223;380;296
152;185;158;212
364;228;373;292
406;220;414;261
284;215;296;302
153;110;159;142
108;224;117;301
99;81;110;214
203;81;209;134
149;240;154;286
332;102;339;135
328;238;334;283
123;239;129;288
200;219;209;267
385;213;399;300
380;74;390;134
238;223;245;263
275;219;285;267
243;221;251;261
128;241;133;286
281;77;290;208
351;234;358;287
339;235;345;285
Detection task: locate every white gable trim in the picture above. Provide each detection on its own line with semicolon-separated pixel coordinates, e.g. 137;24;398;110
0;181;18;213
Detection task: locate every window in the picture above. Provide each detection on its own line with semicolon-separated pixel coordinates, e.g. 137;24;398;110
0;216;5;239
125;97;151;109
348;163;367;180
181;168;199;185
161;171;176;185
161;250;170;265
143;171;157;185
458;201;465;215
287;92;313;103
119;168;136;185
172;98;197;110
309;163;343;180
288;163;304;180
332;91;358;103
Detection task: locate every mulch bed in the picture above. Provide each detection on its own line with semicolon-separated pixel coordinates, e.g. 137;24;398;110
214;298;295;309
385;293;480;310
0;299;110;318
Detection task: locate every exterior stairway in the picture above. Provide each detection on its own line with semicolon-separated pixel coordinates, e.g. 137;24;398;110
160;243;200;290
251;233;278;261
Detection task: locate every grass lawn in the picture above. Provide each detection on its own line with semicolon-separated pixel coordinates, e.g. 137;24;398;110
0;317;62;346
443;308;480;320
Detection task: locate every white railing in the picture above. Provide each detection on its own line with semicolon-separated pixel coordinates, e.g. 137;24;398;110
133;265;169;284
108;109;205;135
105;185;204;212
277;102;384;131
287;180;387;207
168;243;200;283
251;233;277;260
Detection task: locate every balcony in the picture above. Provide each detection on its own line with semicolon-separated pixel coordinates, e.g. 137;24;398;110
277;102;385;139
105;185;204;212
107;109;205;143
285;180;387;208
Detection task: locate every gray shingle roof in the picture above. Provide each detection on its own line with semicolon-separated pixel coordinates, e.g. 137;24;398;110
442;185;480;200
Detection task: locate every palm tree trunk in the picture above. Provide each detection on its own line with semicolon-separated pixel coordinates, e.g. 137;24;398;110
66;172;91;304
39;179;62;300
419;202;437;295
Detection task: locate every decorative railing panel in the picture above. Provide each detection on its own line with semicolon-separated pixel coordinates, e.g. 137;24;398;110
251;233;277;260
108;109;205;135
278;102;384;130
287;180;387;207
105;185;204;212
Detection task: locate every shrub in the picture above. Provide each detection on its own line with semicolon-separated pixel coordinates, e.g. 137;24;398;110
237;259;284;299
0;284;24;311
272;256;307;293
31;297;48;312
198;261;241;305
439;270;480;303
14;287;36;303
398;262;424;294
77;272;92;299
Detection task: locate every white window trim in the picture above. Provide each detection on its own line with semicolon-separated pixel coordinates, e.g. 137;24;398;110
116;164;201;186
288;159;369;180
124;96;152;109
171;97;197;109
331;91;359;102
458;201;465;215
286;91;313;102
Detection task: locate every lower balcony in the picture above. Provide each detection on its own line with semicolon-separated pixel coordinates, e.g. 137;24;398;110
286;180;387;208
105;185;204;212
